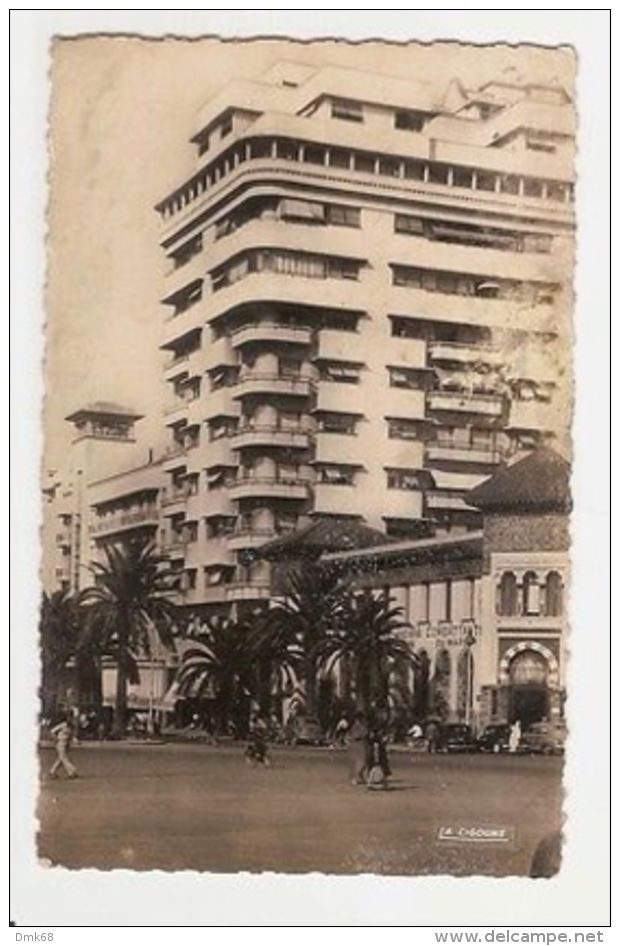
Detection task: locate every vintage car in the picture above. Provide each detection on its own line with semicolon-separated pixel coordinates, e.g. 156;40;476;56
475;723;511;754
438;723;477;753
521;720;567;755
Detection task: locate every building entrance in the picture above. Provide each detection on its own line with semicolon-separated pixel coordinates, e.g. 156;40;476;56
507;649;551;726
508;685;548;727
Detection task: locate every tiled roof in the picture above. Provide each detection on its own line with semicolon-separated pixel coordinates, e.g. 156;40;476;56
467;447;571;512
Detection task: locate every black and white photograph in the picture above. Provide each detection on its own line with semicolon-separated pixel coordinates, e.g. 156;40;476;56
9;10;611;930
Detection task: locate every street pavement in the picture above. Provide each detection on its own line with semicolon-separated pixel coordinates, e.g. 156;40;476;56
38;743;563;876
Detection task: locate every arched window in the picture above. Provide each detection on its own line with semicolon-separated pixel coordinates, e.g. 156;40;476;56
509;650;548;686
498;571;518;616
544;571;563;617
523;571;540;615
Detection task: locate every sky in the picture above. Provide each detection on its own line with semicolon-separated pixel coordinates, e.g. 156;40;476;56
44;35;575;474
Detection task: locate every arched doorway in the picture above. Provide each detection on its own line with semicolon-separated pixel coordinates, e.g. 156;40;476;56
507;649;550;726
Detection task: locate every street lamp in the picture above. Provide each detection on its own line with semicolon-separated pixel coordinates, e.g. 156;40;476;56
463;626;476;727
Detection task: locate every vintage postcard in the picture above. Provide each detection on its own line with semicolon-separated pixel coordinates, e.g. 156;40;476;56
38;34;576;881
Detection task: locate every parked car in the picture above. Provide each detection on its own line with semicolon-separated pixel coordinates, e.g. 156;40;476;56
476;723;511;754
521;720;567;755
438;723;477;753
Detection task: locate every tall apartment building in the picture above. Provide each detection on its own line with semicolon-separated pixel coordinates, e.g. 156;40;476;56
155;62;574;615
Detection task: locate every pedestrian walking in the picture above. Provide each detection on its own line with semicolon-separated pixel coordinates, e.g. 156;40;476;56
509;719;522;754
425;719;440;753
49;716;78;779
348;711;369;785
366;721;391;791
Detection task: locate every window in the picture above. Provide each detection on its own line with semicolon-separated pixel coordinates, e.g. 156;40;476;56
275;139;298;161
317;465;356;485
387;418;419;441
278;198;325;222
317;412;358;435
498;572;518;616
428;164;449;186
394;109;426;132
523;571;540;615
172;282;202;315
386;468;422;490
452;166;474;189
325;204;360;227
331;99;363;123
249;139;272;160
523;178;544;198
303;145;326;165
388;366;422;390
395;214;426;236
476;171;496;192
392;266;423;289
326;257;360;280
353;153;376;174
318;361;361;384
328;148;351;169
499;174;520;195
544;571;563;617
546;182;567;202
403;160;425;180
171;233;203;269
390;317;423;339
378;157;401;177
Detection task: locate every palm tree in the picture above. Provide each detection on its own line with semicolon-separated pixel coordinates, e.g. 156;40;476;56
260;563;347;716
247;611;304;719
176;617;254;736
39;589;80;716
315;589;417;715
80;539;179;736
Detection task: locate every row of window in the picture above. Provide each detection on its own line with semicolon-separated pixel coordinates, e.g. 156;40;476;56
158;134;574;220
168;195;553;275
497;570;563;617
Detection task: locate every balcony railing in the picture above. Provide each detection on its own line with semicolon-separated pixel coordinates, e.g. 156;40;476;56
228;476;311;502
230;322;313;349
232;373;314;399
230;424;312;451
161;488;195;507
427;390;505;416
90;508;159;537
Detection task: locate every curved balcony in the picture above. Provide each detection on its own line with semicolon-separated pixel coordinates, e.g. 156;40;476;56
232;373;314;400
230;424;311;451
225;580;272;602
230;322;312;350
202;271;369;325
226;528;276;552
228;476;310;502
90;508;159;538
427;390;505;417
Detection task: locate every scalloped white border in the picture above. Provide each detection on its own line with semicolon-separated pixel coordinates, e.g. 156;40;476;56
9;9;611;930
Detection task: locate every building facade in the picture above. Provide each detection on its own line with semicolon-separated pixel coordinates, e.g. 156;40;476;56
322;448;569;729
155;61;574;614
